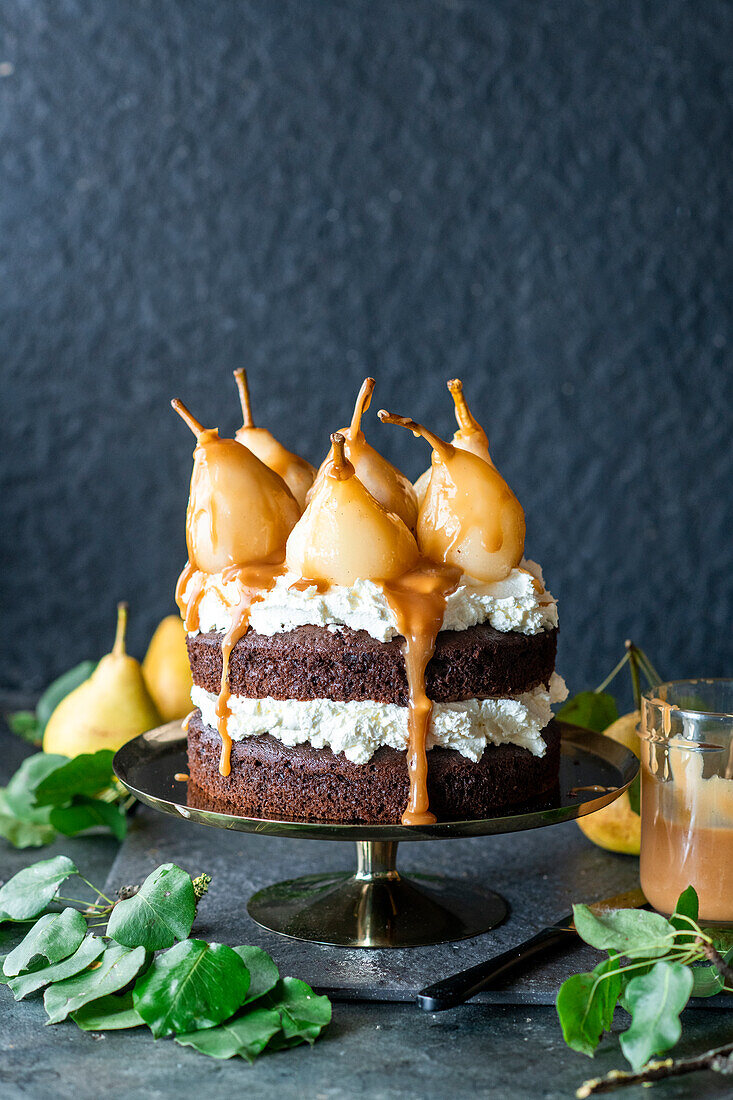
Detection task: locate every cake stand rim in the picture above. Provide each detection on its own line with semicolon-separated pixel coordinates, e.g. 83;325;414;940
113;719;638;841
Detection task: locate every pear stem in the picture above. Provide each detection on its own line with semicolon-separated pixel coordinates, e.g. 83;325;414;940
233;368;254;428
348;377;375;438
328;432;354;481
377;409;452;459
112;602;128;657
171;399;205;438
447;378;481;436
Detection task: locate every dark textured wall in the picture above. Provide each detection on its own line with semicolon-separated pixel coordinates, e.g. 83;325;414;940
2;0;732;697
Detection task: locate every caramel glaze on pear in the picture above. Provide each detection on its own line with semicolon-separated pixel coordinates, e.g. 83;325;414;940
379;409;526;583
172;399;300;574
414;378;494;504
233;369;316;509
308;378;419;531
286;432;420;587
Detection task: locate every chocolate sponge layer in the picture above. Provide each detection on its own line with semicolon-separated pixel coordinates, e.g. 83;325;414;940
187;622;557;705
186;712;561;824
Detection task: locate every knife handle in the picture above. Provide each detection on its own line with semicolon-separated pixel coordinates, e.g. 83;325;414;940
416;924;576;1012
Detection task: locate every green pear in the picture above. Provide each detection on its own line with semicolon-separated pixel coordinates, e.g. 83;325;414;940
43;603;162;757
142;614;193;721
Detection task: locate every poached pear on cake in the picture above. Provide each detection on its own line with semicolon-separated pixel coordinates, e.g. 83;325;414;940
174;377;566;825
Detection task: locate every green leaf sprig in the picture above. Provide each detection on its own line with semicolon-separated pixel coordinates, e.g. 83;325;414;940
0;748;130;850
557;885;733;1074
6;662;97;745
0;855;330;1061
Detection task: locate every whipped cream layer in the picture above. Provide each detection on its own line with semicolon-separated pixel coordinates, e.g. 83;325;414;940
191;673;568;765
187;559;557;642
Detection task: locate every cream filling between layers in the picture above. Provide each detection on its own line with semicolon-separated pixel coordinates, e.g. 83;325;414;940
186;559;557;641
191;673;568;766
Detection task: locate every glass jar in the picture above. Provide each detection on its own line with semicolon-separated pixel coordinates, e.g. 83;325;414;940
639;680;733;923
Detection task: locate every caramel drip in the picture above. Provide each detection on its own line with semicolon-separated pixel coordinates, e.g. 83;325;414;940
175;561;206;632
647;697;680;737
288;576;330;594
176;559;286;778
213;560;286;776
174;772;189;782
380;560;461;825
181;709;196;732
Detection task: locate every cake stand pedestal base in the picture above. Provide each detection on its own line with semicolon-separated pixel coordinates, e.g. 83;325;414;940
247;840;508;947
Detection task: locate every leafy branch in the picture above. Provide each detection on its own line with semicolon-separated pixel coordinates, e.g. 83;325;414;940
0;748;130;849
557;885;733;1085
0;855;330;1061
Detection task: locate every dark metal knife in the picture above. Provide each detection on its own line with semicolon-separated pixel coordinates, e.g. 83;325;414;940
416;887;647;1012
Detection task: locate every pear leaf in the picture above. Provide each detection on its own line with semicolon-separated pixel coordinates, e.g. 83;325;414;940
44;943;147;1023
233;945;279;1004
3;908;87;976
556;691;619;733
5;711;41;743
689;945;733;998
72;990;145;1030
3;755;69;818
619;961;693;1070
263;977;332;1047
175;1006;283;1061
133;939;250;1038
36;661;97;732
49;798;127;842
572;905;675;959
0;855;78;922
626;773;640;816
556;954;624;1057
33;751;116;807
7;935;104;1000
670;885;699;933
0;789;55;849
107;863;196;951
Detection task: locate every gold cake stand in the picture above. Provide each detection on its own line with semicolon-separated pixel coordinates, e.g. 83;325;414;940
113;720;637;949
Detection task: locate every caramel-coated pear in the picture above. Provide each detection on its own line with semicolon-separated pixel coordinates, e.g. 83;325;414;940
414;379;494;503
172;399;300;573
286;433;419;586
233;369;315;508
308;378;418;530
379;410;525;583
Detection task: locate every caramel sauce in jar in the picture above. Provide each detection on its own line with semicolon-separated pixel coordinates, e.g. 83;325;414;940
639;686;733;923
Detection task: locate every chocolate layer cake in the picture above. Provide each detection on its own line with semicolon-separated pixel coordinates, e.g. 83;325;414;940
185;611;564;823
187;712;562;823
173;375;566;826
186;622;558;705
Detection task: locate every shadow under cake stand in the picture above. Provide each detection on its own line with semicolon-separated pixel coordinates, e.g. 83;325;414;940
113;720;637;949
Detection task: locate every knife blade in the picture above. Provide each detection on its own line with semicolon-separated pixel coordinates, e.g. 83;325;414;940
416;887;647;1012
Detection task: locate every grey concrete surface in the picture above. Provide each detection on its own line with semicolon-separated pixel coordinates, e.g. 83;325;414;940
2;728;733;1099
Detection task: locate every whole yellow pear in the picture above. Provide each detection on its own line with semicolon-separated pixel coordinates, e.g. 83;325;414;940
576;710;641;855
43;603;162;758
142;615;193;721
